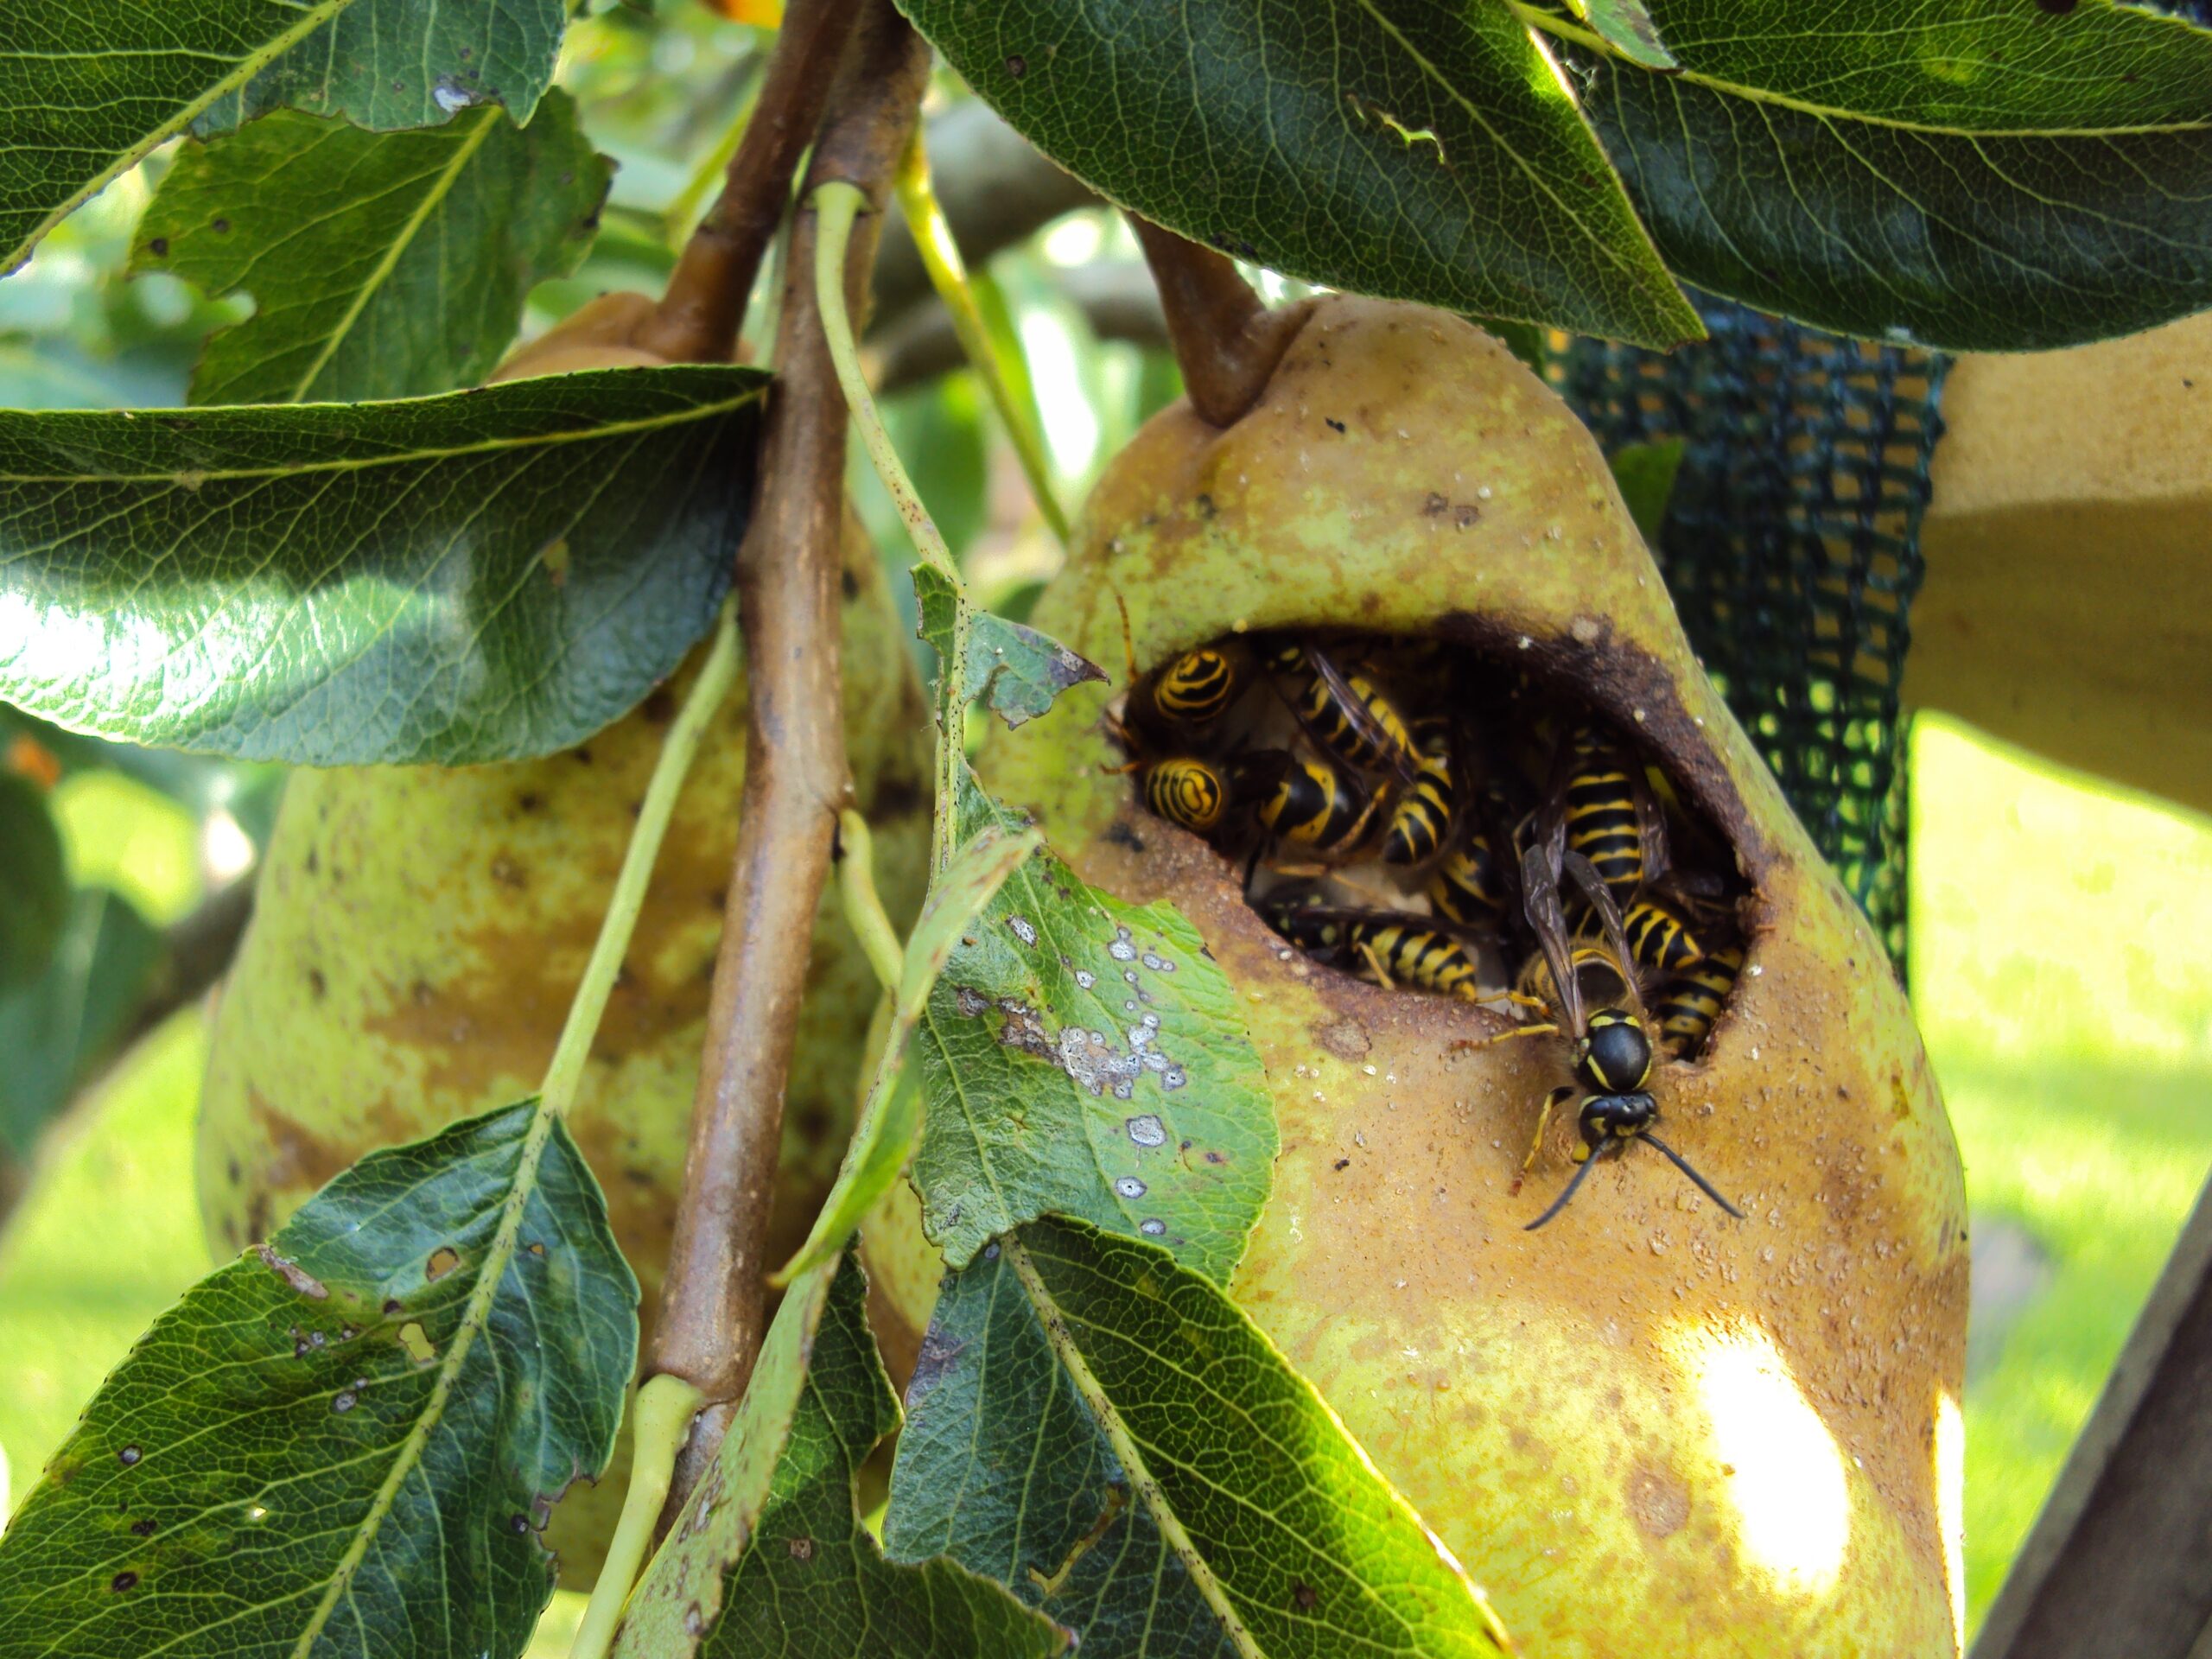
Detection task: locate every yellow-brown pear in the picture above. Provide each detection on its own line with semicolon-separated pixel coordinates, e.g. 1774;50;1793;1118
940;295;1969;1656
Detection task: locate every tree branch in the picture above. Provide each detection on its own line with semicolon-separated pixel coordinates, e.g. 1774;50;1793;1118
638;0;866;364
649;0;931;1522
873;259;1167;397
1128;215;1313;428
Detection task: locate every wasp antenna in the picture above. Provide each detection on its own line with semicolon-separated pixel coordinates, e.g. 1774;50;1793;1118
1642;1132;1745;1218
1524;1143;1610;1230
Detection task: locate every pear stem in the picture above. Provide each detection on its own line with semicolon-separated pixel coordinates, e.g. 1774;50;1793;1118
1128;216;1313;429
564;1372;705;1659
892;132;1070;543
541;601;740;1122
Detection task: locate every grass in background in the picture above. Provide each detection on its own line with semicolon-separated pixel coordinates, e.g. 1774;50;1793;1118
3;712;2209;1653
1912;714;2212;1635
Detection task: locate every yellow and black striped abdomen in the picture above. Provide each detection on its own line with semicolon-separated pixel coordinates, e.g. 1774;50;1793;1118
1575;895;1700;973
1427;834;1504;925
1351;920;1481;1000
1258;757;1373;855
1271;643;1412;775
1154;646;1242;725
1142;758;1229;834
1382;720;1456;865
1563;726;1643;899
1656;947;1744;1058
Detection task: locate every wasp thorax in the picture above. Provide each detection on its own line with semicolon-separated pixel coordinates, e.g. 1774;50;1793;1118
1110;625;1751;1064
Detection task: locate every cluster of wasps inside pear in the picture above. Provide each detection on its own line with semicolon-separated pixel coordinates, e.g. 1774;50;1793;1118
1110;623;1757;1225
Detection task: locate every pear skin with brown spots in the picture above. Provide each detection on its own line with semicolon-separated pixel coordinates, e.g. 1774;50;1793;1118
197;517;931;1580
957;296;1968;1657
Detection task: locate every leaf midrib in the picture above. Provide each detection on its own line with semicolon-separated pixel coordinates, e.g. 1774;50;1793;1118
2;0;358;272
0;380;766;487
283;107;505;403
1510;0;2212;137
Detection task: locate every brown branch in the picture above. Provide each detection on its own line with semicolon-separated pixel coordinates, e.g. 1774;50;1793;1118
874;259;1167;396
1128;215;1313;428
650;0;932;1522
637;0;867;364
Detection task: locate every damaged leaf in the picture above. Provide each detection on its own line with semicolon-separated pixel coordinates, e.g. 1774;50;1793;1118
916;563;1104;730
911;823;1275;1284
0;1099;636;1659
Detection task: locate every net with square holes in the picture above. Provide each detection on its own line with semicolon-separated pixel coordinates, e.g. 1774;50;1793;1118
1550;298;1948;974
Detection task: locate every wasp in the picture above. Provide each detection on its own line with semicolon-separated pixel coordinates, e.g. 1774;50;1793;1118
1476;845;1740;1230
1428;833;1510;931
1109;594;1255;751
1555;721;1666;906
1655;947;1745;1059
1252;750;1380;861
1135;756;1240;836
1382;718;1459;866
1576;893;1702;975
1262;899;1481;1001
1266;639;1417;782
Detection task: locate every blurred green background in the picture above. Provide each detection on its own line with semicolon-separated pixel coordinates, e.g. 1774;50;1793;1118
1;6;2208;1649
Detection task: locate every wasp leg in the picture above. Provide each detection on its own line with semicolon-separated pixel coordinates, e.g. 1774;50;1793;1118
1461;1021;1560;1052
1642;1133;1745;1218
1522;1084;1577;1173
1356;938;1396;991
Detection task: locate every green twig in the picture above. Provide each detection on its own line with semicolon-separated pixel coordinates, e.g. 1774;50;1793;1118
814;178;972;869
566;1373;706;1659
837;807;906;994
664;75;764;244
542;601;741;1119
893;135;1070;543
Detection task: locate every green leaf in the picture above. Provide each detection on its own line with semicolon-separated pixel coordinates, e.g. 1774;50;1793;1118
1571;0;1676;71
898;0;1701;346
702;1255;1073;1658
0;886;164;1162
1607;435;1684;547
780;821;1046;1284
612;1258;842;1659
886;1216;1513;1659
0;772;67;989
914;563;1105;731
200;0;568;136
0;365;767;766
0;0;565;276
911;824;1276;1283
0;1098;638;1659
134;97;609;407
1547;0;2212;348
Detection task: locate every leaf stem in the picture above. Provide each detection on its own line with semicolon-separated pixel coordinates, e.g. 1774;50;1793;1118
542;601;740;1120
813;178;971;870
837;807;906;995
892;133;1070;543
566;1372;705;1659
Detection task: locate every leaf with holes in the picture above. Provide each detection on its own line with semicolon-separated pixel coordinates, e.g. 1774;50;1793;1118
915;563;1104;731
886;1216;1512;1659
911;813;1275;1282
0;1098;637;1659
0;770;66;990
1541;0;2212;347
695;1255;1072;1657
897;0;1700;346
0;886;164;1166
133;97;608;407
0;365;766;766
779;821;1045;1285
0;0;565;276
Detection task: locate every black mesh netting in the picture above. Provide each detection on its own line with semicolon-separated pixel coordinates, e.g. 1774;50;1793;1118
1549;299;1948;972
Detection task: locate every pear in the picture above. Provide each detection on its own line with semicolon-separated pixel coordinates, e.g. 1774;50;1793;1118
908;295;1968;1656
198;505;931;1578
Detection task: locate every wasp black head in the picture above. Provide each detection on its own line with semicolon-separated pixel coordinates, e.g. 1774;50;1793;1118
1579;1008;1652;1094
1577;1090;1656;1150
